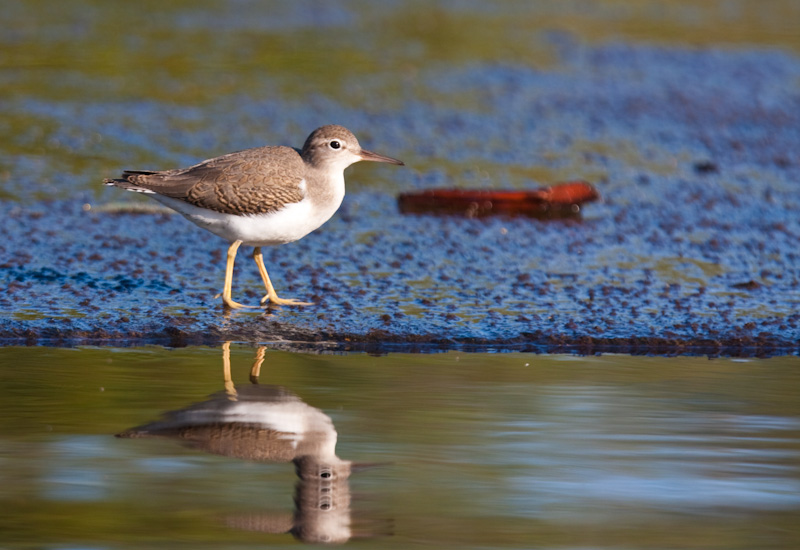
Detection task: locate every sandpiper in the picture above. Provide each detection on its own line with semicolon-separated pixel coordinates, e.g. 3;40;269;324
104;125;404;308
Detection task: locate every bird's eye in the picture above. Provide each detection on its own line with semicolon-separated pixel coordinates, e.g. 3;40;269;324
329;140;341;150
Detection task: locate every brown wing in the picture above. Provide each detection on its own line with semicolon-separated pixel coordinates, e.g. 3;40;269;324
105;146;306;215
118;422;298;462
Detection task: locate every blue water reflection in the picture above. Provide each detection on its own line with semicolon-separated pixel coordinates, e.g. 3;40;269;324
1;346;799;548
492;386;800;517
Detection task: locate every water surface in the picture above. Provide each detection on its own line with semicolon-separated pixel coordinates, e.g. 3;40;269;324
2;345;799;548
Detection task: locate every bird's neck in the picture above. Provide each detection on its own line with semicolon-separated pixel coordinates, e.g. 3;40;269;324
306;166;346;219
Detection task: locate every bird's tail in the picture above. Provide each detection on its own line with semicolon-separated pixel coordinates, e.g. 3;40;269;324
103;170;159;193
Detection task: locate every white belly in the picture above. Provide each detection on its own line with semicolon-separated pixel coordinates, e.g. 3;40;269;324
152;194;340;247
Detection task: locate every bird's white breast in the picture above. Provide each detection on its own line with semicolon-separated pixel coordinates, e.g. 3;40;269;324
151;175;345;247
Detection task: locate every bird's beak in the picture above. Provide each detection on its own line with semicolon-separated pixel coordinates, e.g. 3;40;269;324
359;149;405;166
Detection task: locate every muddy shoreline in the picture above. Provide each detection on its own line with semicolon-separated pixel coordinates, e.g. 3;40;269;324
2;185;798;357
1;322;795;357
3;45;799;357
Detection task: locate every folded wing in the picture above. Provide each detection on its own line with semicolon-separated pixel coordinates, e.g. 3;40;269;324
104;145;306;215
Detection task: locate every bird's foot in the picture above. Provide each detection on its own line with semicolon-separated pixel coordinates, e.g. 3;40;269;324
260;294;314;307
215;292;258;309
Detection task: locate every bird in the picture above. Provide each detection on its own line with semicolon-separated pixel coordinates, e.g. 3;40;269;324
104;125;404;308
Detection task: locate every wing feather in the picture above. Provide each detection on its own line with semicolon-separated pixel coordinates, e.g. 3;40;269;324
104;146;306;215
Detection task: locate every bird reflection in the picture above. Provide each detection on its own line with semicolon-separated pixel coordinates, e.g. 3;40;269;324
117;342;374;544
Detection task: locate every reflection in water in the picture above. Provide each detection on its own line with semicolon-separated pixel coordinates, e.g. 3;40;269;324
2;346;799;548
117;343;374;544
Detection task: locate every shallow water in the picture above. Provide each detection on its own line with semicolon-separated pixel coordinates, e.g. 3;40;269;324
2;345;799;548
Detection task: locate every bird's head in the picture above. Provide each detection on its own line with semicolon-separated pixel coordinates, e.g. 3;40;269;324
301;125;404;171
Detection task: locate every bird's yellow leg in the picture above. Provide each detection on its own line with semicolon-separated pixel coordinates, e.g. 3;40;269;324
253;247;313;306
222;341;237;399
216;240;252;309
249;346;266;384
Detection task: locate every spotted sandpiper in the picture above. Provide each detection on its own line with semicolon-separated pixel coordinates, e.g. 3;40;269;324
104;125;404;308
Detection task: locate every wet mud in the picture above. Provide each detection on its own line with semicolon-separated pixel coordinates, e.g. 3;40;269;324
2;44;799;356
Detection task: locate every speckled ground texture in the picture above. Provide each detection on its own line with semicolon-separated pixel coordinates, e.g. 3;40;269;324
2;44;799;355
